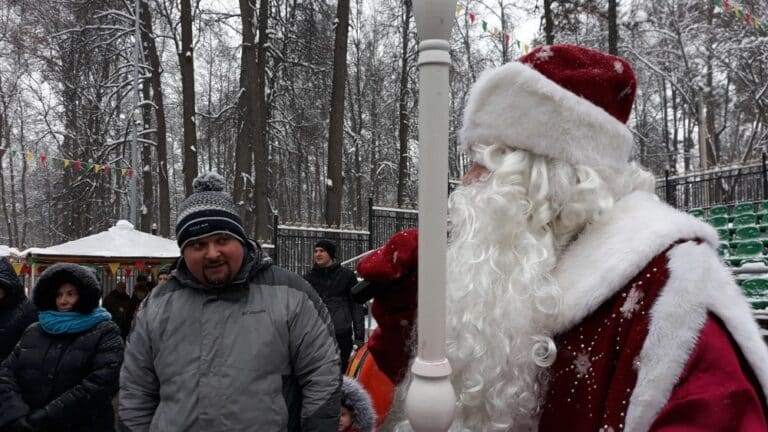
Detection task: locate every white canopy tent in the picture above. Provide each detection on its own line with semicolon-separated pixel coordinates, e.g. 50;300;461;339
22;220;179;292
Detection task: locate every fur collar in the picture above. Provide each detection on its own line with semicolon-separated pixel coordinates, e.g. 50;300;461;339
551;191;718;334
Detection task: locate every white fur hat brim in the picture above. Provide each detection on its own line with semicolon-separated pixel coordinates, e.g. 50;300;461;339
459;62;634;170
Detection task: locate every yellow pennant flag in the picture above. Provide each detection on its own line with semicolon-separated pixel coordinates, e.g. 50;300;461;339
121;168;128;176
12;262;23;275
492;27;499;37
151;266;159;278
108;262;120;274
455;3;463;15
524;43;529;53
64;159;71;168
94;164;101;173
25;152;33;161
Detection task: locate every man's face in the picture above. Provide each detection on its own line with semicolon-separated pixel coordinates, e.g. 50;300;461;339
116;282;127;293
313;247;333;268
157;274;170;285
183;233;245;288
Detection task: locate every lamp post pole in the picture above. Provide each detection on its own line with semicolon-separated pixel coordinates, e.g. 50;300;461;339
406;1;457;431
130;0;141;226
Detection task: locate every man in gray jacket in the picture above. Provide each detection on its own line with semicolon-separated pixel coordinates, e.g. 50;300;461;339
119;172;341;431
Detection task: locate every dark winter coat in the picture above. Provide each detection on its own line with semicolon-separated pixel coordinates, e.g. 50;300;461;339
120;242;342;432
304;263;365;341
0;263;124;432
0;258;37;362
102;289;133;339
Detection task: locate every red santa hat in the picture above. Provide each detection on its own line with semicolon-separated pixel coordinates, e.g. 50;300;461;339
460;44;637;170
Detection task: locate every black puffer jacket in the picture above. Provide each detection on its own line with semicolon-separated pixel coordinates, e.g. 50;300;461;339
304;263;365;341
0;258;37;362
0;263;124;432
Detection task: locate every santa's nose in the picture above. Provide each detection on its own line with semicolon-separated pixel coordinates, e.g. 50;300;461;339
463;162;488;185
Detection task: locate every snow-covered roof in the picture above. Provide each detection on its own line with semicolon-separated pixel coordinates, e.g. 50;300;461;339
0;245;24;258
28;220;179;261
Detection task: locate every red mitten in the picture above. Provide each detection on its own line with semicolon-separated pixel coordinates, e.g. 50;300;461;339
356;228;418;383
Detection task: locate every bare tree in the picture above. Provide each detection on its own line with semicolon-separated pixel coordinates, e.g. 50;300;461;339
325;0;350;226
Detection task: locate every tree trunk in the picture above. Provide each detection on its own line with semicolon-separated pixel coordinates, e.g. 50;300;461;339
252;0;271;241
179;0;198;195
396;0;412;207
235;0;257;234
141;0;171;237
543;0;554;45
325;0;351;226
607;0;618;55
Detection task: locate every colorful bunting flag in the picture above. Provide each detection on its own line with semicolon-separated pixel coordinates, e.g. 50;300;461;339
64;159;71;168
39;155;46;166
713;0;767;34
11;262;23;276
108;263;120;274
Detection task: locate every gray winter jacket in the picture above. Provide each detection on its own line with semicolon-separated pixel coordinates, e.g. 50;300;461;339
119;246;341;431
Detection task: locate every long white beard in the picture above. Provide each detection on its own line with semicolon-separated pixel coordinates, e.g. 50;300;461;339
444;177;562;431
388;176;562;432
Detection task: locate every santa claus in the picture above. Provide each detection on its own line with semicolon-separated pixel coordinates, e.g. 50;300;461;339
355;44;768;431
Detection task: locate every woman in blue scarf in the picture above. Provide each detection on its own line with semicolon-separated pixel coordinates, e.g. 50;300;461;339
0;263;124;432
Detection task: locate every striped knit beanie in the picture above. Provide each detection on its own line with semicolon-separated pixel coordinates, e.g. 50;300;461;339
175;172;246;250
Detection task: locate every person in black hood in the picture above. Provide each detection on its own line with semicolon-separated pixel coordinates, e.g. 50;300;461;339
0;263;124;432
0;258;36;363
304;239;365;373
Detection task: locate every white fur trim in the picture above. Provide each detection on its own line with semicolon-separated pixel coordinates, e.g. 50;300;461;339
459;62;634;169
625;241;768;431
552;191;718;334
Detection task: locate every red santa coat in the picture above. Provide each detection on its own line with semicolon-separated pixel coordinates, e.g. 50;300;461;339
359;192;768;431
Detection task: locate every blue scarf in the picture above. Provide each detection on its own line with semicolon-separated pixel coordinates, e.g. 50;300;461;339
39;307;112;334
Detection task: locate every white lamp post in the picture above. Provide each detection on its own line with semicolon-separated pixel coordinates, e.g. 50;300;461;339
406;1;457;431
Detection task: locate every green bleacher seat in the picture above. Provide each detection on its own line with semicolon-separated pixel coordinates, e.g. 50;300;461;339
733;213;757;227
756;202;768;220
731;226;760;249
741;279;768;298
709;206;729;217
717;228;731;242
718;242;730;257
732;202;755;216
749;299;768;310
688;208;705;219
730;240;765;266
708;215;729;229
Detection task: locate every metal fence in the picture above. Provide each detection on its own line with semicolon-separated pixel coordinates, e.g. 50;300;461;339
270;215;370;276
368;198;418;250
656;154;768;211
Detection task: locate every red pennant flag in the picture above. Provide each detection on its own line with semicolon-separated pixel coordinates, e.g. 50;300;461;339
469;13;475;24
128;169;134;178
723;0;730;10
135;261;146;271
745;12;752;25
125;267;133;277
39;155;47;166
73;160;81;171
504;33;510;46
